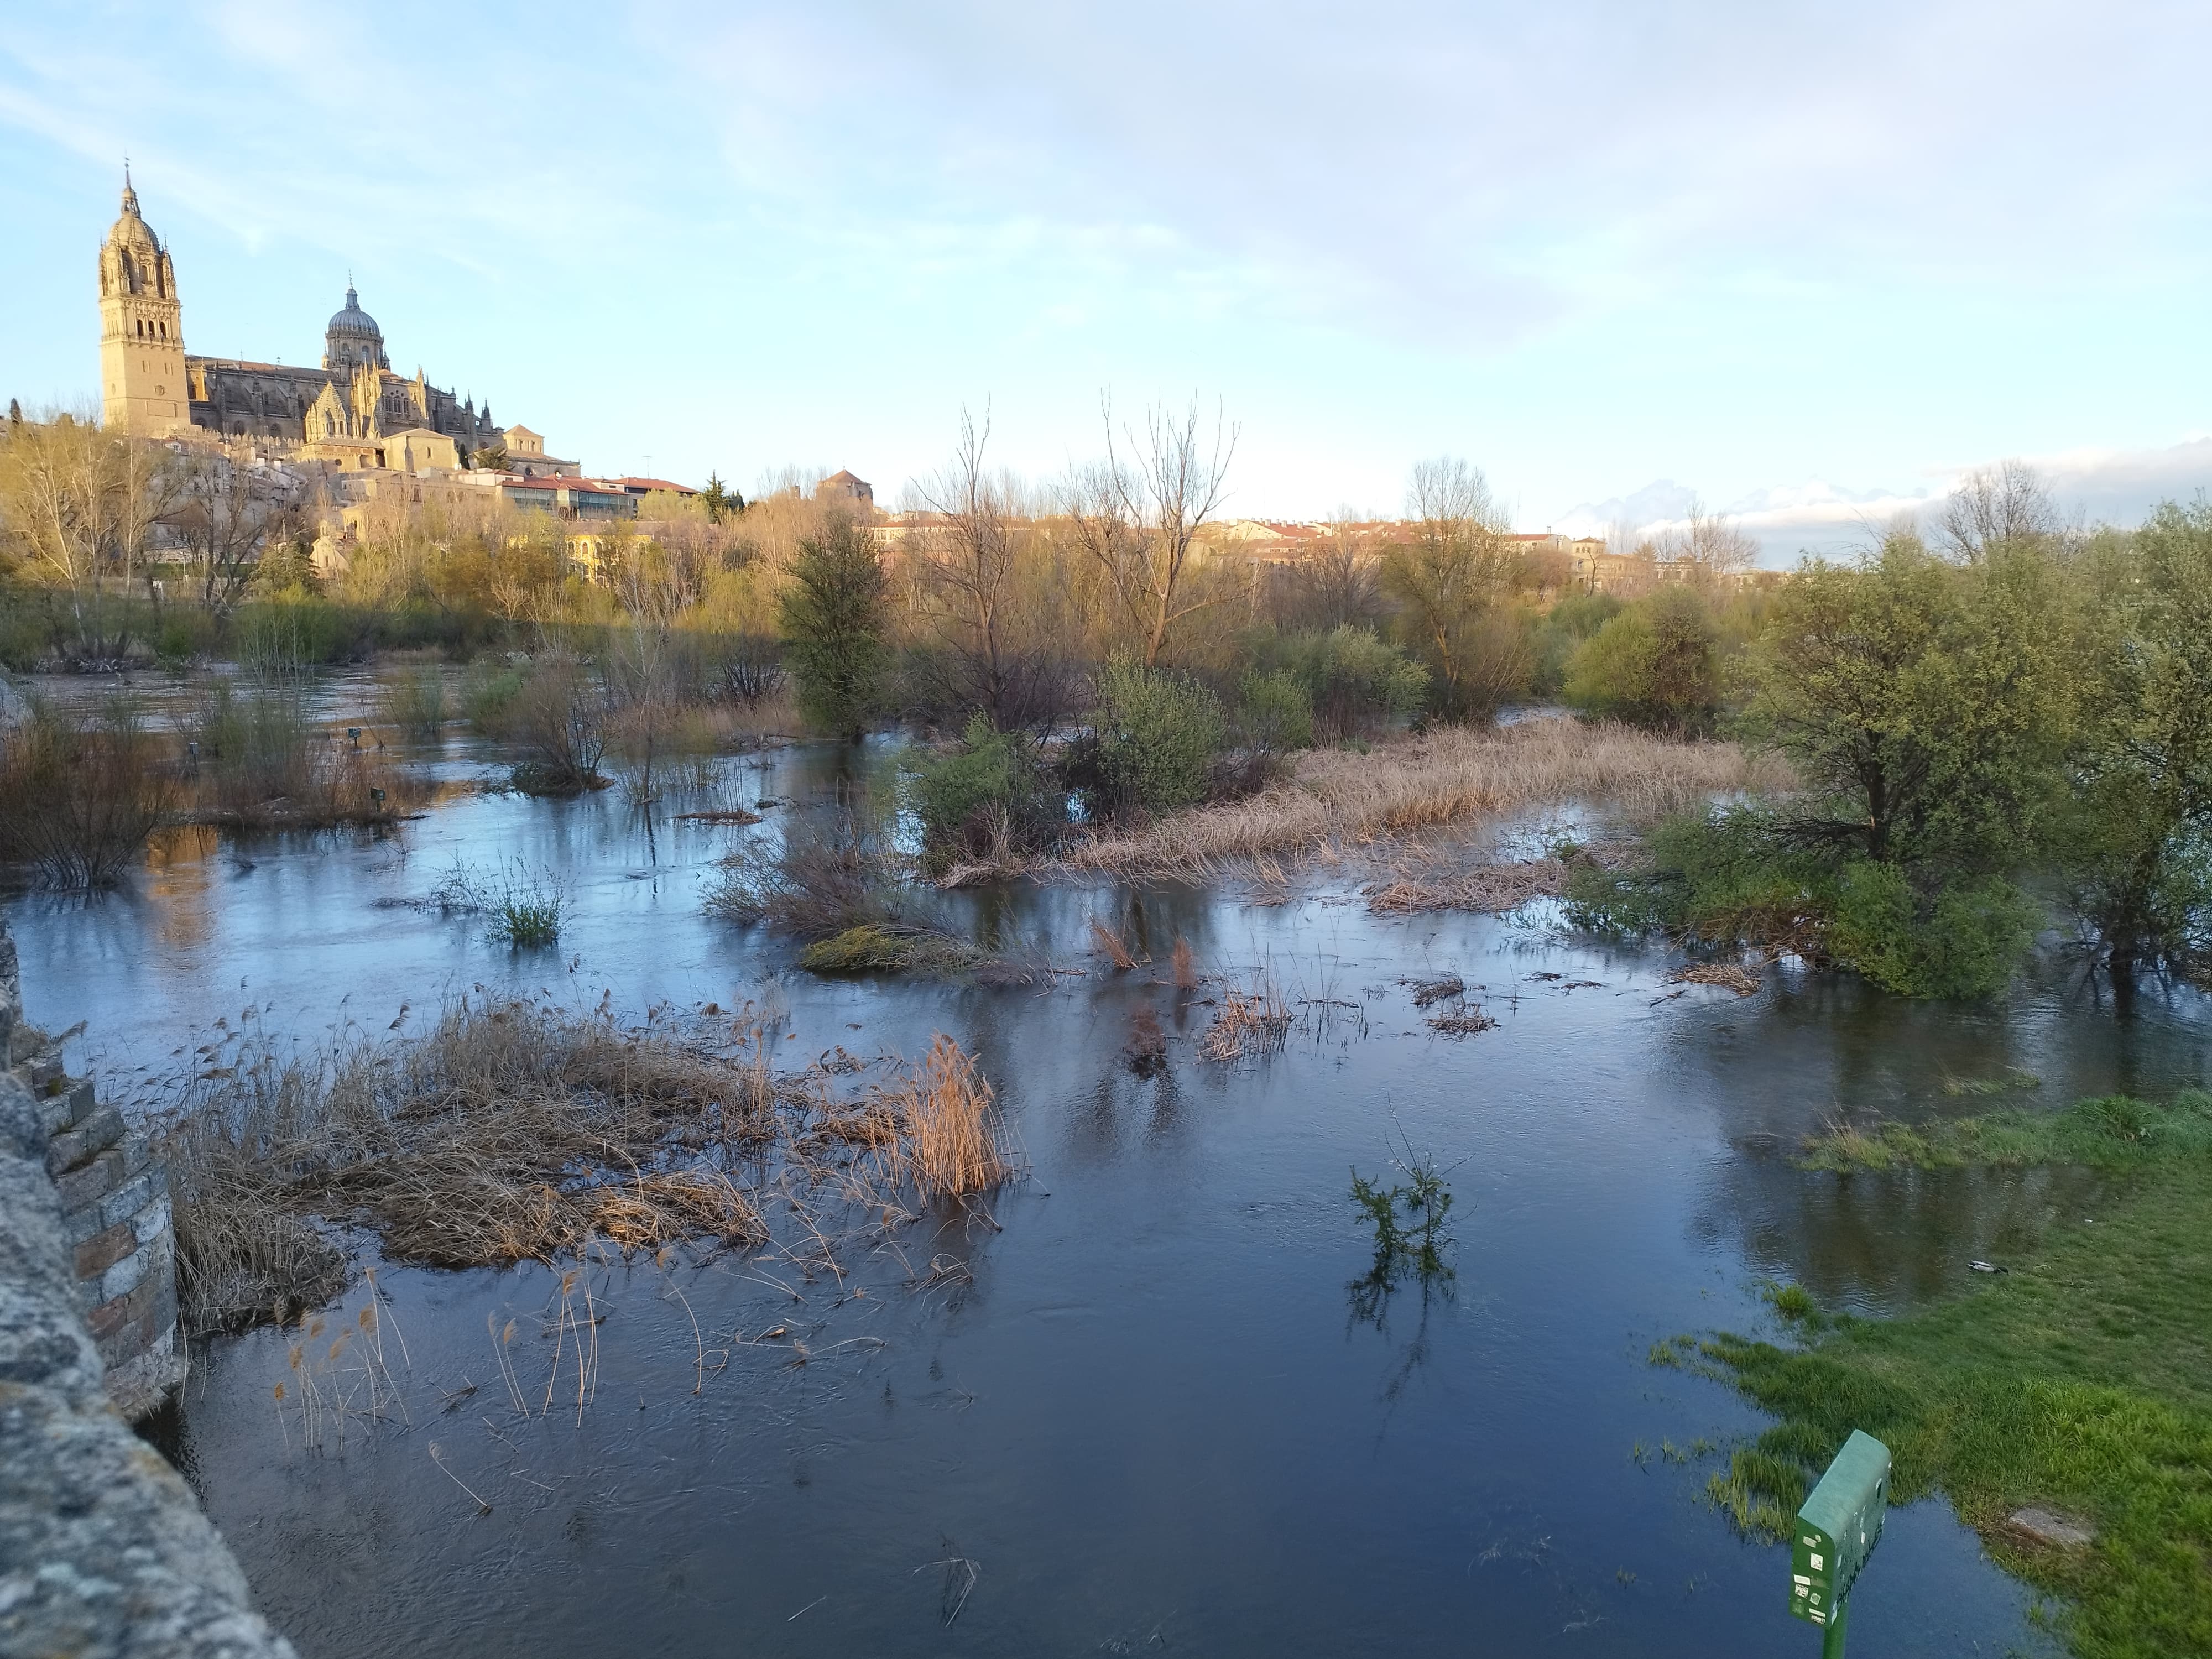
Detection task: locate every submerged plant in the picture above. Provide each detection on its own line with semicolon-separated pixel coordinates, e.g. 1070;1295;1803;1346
1349;1130;1462;1293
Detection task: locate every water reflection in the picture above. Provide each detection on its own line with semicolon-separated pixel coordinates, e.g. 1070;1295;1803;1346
0;684;2192;1656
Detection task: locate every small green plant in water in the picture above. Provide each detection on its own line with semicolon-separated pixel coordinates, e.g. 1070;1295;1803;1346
1348;1129;1461;1302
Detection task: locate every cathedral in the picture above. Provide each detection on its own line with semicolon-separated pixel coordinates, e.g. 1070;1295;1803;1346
97;175;507;468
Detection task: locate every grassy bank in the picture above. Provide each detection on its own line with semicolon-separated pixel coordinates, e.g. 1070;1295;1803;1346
1052;716;1788;880
1672;1090;2212;1659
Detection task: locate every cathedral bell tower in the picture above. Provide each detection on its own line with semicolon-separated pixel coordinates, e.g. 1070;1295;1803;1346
97;170;190;436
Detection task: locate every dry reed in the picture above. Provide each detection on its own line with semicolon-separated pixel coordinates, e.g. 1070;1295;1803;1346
1055;717;1789;880
165;999;1018;1335
1669;961;1766;996
1171;938;1197;990
1089;916;1138;971
887;1035;1014;1202
1199;975;1293;1062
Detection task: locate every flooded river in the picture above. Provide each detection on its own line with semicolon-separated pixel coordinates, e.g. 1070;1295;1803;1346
8;668;2208;1656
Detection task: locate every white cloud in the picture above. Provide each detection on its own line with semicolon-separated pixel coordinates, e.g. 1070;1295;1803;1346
1559;437;2212;563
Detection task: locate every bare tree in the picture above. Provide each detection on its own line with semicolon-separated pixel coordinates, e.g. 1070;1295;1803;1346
0;414;184;656
1935;459;2057;560
170;448;298;615
1280;507;1383;632
1652;495;1758;582
1062;393;1239;666
1382;456;1523;718
909;405;1071;728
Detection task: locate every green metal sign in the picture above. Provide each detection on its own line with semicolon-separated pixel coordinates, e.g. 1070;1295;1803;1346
1790;1430;1891;1652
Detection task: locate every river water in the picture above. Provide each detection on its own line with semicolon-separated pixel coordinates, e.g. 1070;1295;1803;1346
7;668;2208;1656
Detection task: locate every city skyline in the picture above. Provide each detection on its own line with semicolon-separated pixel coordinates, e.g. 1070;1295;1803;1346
4;1;2208;557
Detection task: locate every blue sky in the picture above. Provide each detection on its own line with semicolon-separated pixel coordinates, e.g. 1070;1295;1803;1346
4;1;2208;553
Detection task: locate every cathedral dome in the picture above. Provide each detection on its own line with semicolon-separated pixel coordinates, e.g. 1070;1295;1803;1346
327;285;381;340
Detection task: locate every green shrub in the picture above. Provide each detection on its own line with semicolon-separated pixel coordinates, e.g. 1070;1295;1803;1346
461;661;526;731
1563;586;1721;734
1073;660;1227;821
908;715;1063;870
1828;863;2038;999
779;519;888;742
1530;593;1623;696
1249;627;1426;740
1569;807;2039;999
1236;669;1314;754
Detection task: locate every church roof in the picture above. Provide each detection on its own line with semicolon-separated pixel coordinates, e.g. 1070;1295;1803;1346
327;285;382;338
821;468;867;485
613;477;696;494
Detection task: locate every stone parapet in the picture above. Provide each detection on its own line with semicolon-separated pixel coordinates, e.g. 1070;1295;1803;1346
0;1060;297;1657
2;922;185;1420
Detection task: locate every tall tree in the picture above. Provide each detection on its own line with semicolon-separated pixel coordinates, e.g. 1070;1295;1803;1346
2061;502;2212;987
1381;456;1524;720
778;517;888;742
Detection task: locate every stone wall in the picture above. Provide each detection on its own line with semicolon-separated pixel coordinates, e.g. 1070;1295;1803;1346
1;922;184;1418
0;920;297;1657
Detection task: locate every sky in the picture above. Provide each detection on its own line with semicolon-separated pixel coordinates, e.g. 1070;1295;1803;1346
3;1;2209;559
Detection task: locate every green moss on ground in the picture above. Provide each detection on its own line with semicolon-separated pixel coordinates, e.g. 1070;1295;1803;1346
1673;1092;2212;1659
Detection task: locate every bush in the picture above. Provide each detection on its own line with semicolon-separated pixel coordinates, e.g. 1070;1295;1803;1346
1828;863;2038;999
1070;661;1227;821
1568;807;2039;998
1236;669;1314;754
908;716;1063;871
1530;593;1622;696
503;657;608;795
0;698;173;888
1563;587;1720;734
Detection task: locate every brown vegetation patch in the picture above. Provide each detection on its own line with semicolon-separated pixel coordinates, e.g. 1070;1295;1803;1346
1052;717;1788;881
1426;1008;1500;1036
1199;977;1293;1062
164;1000;1016;1334
1668;961;1766;996
676;807;765;825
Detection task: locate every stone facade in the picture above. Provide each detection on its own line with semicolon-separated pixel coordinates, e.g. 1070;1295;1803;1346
0;923;184;1421
98;178;506;461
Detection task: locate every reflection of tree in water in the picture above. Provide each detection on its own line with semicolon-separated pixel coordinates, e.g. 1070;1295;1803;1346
1698;1151;2112;1317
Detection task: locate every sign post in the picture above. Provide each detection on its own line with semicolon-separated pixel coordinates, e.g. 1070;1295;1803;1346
1788;1430;1891;1657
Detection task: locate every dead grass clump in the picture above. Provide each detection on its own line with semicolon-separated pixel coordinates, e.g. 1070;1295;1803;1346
888;1034;1014;1201
1056;717;1788;880
1199;977;1293;1062
1090;916;1139;971
1669;961;1765;997
1369;858;1572;916
162;1001;791;1323
1426;1008;1500;1036
1407;975;1465;1008
1124;1008;1169;1077
1171;938;1197;990
703;811;899;937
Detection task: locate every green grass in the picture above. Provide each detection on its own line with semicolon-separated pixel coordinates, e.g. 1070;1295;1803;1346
1800;1089;2212;1173
1678;1092;2212;1658
796;922;979;977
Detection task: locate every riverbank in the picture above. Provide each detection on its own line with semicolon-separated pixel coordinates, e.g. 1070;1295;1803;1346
1681;1092;2212;1659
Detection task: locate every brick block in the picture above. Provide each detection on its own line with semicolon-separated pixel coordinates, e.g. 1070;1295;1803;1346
53;1147;123;1211
122;1134;154;1178
45;1105;119;1175
66;1077;95;1124
61;1201;109;1246
74;1219;138;1280
101;1239;155;1302
132;1194;173;1247
100;1172;155;1230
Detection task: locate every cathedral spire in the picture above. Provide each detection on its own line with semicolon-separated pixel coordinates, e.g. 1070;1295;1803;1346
120;158;139;217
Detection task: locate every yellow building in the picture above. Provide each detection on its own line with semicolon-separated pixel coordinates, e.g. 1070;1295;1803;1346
95;172;191;436
96;175;512;457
